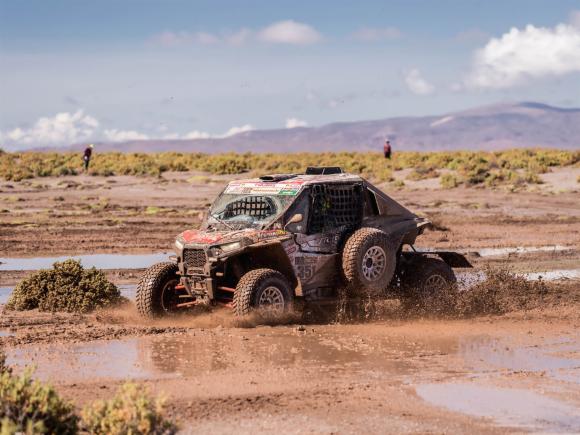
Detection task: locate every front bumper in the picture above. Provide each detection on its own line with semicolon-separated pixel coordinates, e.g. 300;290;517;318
182;275;215;299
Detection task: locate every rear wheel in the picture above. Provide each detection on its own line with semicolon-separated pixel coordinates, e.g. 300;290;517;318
342;228;397;294
233;268;294;317
136;262;185;318
400;257;457;312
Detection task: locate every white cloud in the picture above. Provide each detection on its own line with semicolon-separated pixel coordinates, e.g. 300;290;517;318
285;118;308;128
151;21;322;47
404;69;435;95
464;24;580;89
150;30;242;46
258;20;322;45
0;110;98;147
225;28;253;46
351;27;401;41
219;124;254;138
183;130;211;140
103;129;149;142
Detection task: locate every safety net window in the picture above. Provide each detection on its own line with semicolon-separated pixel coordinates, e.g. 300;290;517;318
309;184;362;233
222;195;274;220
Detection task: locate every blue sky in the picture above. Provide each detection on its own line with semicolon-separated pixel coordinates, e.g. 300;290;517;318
1;0;580;148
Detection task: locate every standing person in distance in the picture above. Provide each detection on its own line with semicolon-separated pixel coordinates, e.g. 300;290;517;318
83;144;94;172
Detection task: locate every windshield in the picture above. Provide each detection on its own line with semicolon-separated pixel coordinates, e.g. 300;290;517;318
207;193;296;229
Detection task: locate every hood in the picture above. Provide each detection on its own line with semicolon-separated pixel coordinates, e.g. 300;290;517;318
178;229;247;245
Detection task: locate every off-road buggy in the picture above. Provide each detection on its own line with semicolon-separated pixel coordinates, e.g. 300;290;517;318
136;167;471;318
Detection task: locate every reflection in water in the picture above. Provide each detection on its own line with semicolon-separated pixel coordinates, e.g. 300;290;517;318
7;328;456;383
417;383;580;433
459;336;580;384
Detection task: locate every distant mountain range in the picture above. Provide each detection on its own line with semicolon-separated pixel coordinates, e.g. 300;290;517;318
39;102;580;153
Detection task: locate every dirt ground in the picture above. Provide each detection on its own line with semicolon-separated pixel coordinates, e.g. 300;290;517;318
1;170;579;433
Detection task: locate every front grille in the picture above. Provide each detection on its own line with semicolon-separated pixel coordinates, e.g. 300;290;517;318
183;249;207;269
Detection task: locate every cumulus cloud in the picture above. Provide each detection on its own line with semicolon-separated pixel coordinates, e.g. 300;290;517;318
404;69;435;95
219;124;254;137
0;109;257;148
464;23;580;89
151;20;321;47
103;129;149;141
351;27;401;41
285;118;308;128
225;28;253;46
0;110;98;147
258;20;322;45
183;130;211;140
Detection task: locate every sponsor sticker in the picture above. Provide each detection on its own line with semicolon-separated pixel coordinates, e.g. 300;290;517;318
225;182;302;196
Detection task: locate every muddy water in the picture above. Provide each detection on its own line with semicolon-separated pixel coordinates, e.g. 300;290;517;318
5;324;580;432
6;329;428;383
0;253;170;271
417;383;580;432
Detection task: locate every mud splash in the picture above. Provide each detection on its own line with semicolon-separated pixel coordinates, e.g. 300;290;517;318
416;383;580;432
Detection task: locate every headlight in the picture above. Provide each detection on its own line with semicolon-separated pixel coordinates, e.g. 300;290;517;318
174;240;184;251
210;241;242;257
220;241;242;253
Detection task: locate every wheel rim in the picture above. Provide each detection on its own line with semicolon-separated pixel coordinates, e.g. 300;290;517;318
161;279;180;312
258;286;285;311
424;274;448;291
362;246;386;281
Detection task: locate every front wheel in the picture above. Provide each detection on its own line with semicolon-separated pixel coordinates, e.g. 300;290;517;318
233;269;294;317
136;262;184;318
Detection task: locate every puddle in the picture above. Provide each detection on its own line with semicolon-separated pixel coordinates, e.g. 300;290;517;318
0;253;169;271
0;329;14;337
417;383;580;432
475;245;572;257
460;336;580;384
523;269;580;281
0;287;10;305
5;329;446;383
0;285;136;305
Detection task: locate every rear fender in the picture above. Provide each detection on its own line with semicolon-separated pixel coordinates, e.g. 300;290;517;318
401;251;472;268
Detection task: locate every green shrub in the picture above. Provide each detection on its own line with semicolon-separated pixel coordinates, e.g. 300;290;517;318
440;173;459;189
81;383;177;435
0;149;577;187
0;369;79;434
0;351;9;375
5;259;120;313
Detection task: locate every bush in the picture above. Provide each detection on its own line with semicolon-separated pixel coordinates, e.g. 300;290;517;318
5;259;120;313
0;351;9;375
0;369;79;434
81;383;177;435
440;173;459;189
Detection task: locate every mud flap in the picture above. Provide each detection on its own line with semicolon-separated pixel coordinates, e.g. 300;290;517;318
434;252;472;268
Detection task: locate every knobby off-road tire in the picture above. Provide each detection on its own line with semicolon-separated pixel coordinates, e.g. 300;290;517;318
136;262;180;318
233;268;294;317
400;257;457;312
342;227;397;294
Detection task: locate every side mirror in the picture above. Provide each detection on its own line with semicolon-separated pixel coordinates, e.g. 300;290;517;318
284;213;303;230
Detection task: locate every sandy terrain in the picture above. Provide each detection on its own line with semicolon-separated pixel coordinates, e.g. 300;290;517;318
1;170;579;433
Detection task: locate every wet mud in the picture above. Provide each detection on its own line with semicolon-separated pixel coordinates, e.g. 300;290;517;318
1;173;580;433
